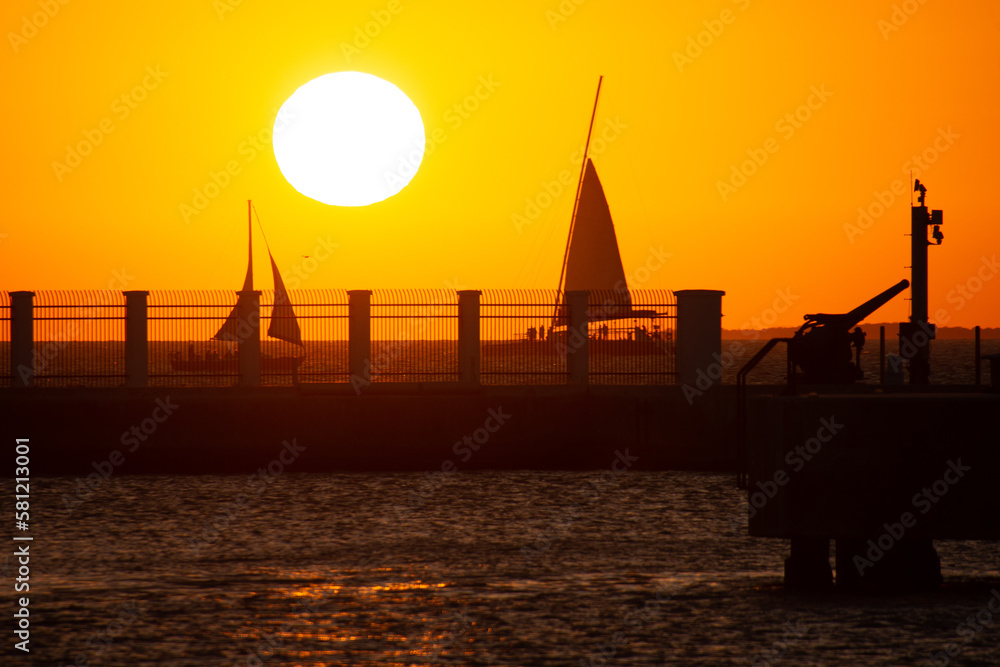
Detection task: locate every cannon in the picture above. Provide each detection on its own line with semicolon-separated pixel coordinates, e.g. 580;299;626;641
790;279;910;384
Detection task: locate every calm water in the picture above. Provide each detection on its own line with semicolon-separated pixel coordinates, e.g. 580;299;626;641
8;472;999;666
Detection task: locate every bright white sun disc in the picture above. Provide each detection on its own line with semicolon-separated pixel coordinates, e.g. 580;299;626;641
273;72;425;207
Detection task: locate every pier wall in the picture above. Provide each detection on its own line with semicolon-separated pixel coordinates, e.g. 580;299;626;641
1;385;740;477
747;393;1000;540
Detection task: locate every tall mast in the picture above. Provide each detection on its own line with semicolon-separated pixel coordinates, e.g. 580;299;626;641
553;75;603;326
247;199;253;291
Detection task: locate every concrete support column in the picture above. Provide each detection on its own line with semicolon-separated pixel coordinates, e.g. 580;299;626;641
10;291;35;387
675;289;726;387
457;290;481;384
237;290;262;387
348;290;372;384
784;537;832;589
566;290;589;386
124;291;149;387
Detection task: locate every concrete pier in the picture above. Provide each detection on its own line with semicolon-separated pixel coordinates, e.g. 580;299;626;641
747;391;1000;590
0;384;741;477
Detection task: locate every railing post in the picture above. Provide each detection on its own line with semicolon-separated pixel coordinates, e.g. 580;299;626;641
458;290;481;384
879;325;886;386
974;325;981;387
11;291;34;387
124;291;149;387
566;290;589;386
237;290;262;386
348;290;372;384
674;289;726;387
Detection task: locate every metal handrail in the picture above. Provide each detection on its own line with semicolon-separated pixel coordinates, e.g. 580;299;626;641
735;337;795;489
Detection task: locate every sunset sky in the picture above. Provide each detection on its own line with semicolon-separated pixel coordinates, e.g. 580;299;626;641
2;0;998;328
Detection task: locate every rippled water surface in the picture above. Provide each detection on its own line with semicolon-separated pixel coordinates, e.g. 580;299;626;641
10;472;1000;665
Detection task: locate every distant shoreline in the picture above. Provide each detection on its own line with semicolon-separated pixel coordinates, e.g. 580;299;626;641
722;324;1000;340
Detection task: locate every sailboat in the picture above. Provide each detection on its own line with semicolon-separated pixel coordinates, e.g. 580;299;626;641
549;77;669;353
169;200;306;373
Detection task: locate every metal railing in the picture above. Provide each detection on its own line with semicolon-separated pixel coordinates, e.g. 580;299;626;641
481;289;567;385
735;338;795;489
4;289;677;387
148;290;240;386
147;290;351;387
370;289;459;382
278;289;349;385
479;289;676;384
0;292;10;388
31;291;127;387
588;288;676;385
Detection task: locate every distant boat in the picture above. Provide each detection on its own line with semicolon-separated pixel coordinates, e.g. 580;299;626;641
170;201;305;374
549;77;669;353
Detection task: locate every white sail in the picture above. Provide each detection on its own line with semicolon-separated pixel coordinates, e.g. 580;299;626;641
214;202;303;347
266;252;303;346
214;212;255;342
557;158;633;321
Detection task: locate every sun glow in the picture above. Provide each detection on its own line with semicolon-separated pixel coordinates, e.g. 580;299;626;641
272;72;425;207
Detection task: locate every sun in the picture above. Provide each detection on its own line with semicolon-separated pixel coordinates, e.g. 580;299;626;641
272;72;425;207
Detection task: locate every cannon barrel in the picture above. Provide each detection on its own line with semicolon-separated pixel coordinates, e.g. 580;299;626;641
803;279;910;329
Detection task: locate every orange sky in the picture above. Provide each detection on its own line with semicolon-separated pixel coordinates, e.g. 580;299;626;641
2;0;998;328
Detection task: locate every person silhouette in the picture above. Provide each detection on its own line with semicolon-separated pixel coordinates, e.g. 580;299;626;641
851;327;866;369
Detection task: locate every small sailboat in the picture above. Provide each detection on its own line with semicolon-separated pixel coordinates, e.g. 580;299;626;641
169;201;305;373
551;77;669;353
